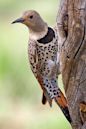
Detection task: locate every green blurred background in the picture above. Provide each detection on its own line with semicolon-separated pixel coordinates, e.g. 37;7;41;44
0;0;72;129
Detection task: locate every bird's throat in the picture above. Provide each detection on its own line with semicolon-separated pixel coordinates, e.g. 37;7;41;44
29;23;48;40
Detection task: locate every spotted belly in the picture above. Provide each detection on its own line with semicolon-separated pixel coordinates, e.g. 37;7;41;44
36;39;58;75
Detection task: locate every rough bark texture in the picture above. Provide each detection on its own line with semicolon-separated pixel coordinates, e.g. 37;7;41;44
56;0;86;129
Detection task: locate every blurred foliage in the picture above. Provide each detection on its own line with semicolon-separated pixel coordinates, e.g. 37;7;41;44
0;0;72;129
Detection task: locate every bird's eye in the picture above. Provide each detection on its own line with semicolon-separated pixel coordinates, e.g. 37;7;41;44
29;15;33;19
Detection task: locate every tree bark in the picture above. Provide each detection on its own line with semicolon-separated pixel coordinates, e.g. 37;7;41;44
56;0;86;129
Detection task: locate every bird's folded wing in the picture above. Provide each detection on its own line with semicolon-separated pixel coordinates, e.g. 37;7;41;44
28;40;38;78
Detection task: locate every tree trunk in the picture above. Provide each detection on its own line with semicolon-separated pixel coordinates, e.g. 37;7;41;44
56;0;86;129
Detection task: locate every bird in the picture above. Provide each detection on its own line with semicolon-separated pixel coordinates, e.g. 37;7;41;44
12;10;72;123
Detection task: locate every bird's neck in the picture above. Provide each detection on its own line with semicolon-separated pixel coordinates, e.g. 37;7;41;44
29;23;48;40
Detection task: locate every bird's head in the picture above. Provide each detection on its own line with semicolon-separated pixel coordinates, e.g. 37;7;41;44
12;10;47;33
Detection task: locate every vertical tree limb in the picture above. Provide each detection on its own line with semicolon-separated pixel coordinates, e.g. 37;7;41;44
56;0;86;129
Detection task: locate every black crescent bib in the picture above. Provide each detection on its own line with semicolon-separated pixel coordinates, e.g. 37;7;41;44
37;27;55;44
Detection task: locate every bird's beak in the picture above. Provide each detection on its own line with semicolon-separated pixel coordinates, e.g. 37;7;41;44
12;17;25;24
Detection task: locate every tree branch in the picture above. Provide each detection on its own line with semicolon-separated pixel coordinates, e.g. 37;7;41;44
56;0;86;129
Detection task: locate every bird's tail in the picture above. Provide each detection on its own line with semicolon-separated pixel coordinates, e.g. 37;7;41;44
54;89;72;123
42;93;47;105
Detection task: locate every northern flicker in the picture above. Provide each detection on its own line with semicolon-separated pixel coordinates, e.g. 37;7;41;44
12;10;72;123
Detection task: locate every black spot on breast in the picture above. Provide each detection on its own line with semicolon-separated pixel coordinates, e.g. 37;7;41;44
37;27;55;44
49;85;52;88
54;93;57;95
49;44;51;47
55;80;57;82
53;89;56;92
44;46;47;49
33;66;35;69
46;85;49;87
46;79;48;82
42;53;44;56
48;70;50;73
